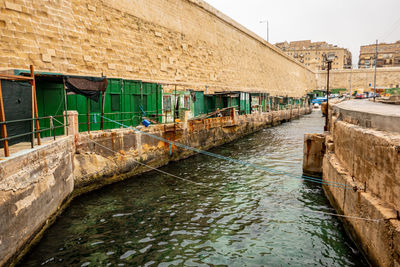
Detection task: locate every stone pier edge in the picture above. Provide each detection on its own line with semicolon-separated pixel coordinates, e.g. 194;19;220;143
321;102;400;267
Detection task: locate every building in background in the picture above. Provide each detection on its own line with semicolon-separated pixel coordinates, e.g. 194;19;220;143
275;40;352;71
358;41;400;69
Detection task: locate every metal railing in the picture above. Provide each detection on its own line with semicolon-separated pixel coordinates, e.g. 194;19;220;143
76;110;164;132
0;114;68;157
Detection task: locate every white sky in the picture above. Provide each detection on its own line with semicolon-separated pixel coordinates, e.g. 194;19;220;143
204;0;400;67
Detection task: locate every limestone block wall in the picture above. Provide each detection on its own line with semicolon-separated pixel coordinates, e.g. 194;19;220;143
316;67;400;92
332;120;400;210
0;0;315;96
0;137;74;266
321;103;400;266
322;154;400;267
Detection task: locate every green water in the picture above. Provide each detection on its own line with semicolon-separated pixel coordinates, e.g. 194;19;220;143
20;111;366;266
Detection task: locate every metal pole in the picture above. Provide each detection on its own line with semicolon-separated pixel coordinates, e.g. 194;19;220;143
101;91;105;130
156;84;159;123
31;74;35;148
373;39;378;102
324;61;331;131
259;20;268;42
174;85;177;122
0;81;9;157
63;78;69;136
30;65;41;145
86;98;90;133
349;65;353;97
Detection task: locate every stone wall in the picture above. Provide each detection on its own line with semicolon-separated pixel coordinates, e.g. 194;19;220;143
316;67;400;92
0;0;315;96
322;102;400;266
0;137;74;267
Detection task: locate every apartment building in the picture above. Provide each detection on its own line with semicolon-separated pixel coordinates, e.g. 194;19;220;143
275;40;352;71
359;41;400;68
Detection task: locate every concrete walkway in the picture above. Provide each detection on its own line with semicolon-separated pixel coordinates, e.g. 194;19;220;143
333;99;400;133
0;137;57;159
336;99;400;117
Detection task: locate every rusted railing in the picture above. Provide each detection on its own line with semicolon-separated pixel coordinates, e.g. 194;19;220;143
0;114;68;157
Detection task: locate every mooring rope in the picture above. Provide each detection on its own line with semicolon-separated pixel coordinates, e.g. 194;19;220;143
81;135;384;223
99;115;355;190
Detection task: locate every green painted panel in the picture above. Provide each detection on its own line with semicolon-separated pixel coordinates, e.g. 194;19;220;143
239;92;250;114
50;78;162;132
104;79;122;130
36;82;65;137
205;95;215;113
227;97;239;109
193;91;205;117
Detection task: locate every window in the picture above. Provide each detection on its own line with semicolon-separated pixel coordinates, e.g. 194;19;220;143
110;94;120;111
184;95;190;109
163;95;171;111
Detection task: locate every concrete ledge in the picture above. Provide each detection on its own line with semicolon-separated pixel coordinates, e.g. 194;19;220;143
323;153;400;267
332;100;400;133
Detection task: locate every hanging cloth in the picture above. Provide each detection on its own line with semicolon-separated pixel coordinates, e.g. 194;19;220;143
64;76;107;102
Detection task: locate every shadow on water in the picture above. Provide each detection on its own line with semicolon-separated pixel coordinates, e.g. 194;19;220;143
20;111;368;267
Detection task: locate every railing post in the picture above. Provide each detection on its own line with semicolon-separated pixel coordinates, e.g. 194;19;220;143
30;65;41;145
64;110;79;138
0;81;9;157
50;116;55;140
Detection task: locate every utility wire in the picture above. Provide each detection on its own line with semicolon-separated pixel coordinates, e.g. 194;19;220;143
99;115;355;190
82;135;384;223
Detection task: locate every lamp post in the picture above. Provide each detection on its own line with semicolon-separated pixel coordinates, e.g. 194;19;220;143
373;40;378;102
323;54;334;131
259;20;269;42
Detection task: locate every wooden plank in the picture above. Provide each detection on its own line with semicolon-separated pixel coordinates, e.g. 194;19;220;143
0;74;33;81
30;65;41;145
0;81;9;157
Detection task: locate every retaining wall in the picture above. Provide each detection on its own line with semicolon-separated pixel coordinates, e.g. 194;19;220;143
315;67;400;92
0;137;74;266
322;103;400;266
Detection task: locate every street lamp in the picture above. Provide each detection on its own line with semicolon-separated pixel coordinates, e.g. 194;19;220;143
259;20;269;42
323;53;335;131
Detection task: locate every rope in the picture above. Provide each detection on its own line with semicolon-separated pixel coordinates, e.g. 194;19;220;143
82;135;383;223
99;115;355;190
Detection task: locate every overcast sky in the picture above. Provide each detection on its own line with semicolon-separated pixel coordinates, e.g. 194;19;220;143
204;0;400;67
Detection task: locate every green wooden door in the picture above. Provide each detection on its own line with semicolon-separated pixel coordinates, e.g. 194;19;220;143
36;82;65;137
193;91;205;117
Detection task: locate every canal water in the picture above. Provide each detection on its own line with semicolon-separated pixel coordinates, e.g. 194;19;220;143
21;111;366;266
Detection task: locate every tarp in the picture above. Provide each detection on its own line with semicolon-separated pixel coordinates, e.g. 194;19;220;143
0;80;32;147
64;76;107;102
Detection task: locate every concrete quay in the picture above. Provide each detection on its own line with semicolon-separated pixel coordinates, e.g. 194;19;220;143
313;100;400;267
332;99;400;133
0;107;311;267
